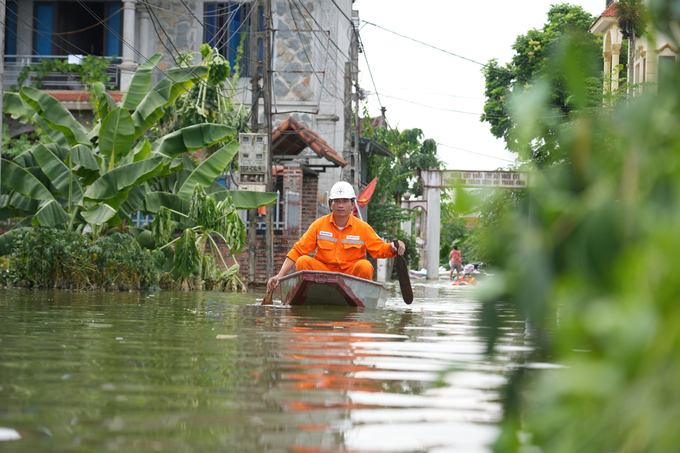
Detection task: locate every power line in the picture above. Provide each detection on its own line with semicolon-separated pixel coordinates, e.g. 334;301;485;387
378;93;490;116
437;143;517;164
174;0;255;64
285;0;342;101
361;20;569;95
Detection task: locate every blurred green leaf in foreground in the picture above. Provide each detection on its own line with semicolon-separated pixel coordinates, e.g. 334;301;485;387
482;2;680;452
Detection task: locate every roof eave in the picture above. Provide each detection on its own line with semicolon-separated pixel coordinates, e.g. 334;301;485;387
590;16;618;34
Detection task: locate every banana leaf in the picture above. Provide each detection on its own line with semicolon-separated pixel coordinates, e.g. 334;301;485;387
211;189;278;210
33;199;70;227
144;192;191;215
32;143;84;203
176;140;239;200
20;87;89;146
71;145;101;171
91;82;118;120
182;154;197;171
131;65;209;138
129;226;156;250
31;115;68;149
1;159;54;201
133;138;152;163
13;147;38;168
83;157;164;202
99;107;136;169
121;53;163;111
3;91;33;119
9;193;40;212
81;204;117;225
118;185;148;218
154;124;236;159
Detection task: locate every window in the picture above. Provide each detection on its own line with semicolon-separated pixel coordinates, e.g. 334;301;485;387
659;56;676;89
33;2;122;58
5;2;18;59
204;2;254;75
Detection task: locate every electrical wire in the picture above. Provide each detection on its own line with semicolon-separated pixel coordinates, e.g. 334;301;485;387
287;0;351;94
285;0;343;101
361;20;569;95
14;7;124;36
175;0;255;64
436;143;517;164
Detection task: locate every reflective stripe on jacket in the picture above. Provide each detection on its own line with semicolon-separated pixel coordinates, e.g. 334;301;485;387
287;214;395;272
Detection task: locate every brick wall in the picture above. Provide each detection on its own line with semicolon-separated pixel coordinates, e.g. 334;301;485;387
301;174;319;232
212;234;299;285
283;163;303;236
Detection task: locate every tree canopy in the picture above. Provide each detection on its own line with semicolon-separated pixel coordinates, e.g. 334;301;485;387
481;4;605;166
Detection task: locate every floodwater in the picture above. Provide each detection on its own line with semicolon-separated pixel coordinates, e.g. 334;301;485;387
0;280;530;453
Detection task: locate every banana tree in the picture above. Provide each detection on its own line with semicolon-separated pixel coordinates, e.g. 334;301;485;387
0;53;277;255
150;184;248;291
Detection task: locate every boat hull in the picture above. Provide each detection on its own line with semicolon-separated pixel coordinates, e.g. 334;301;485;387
270;270;388;309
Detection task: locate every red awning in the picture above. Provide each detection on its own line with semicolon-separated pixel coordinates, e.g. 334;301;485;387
271;117;347;167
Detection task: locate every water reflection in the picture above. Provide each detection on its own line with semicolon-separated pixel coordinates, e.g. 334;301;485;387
0;282;528;452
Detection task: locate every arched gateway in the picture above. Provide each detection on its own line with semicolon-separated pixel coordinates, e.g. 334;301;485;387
419;170;531;280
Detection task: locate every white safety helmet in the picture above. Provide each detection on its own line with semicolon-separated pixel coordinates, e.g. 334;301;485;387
329;181;356;201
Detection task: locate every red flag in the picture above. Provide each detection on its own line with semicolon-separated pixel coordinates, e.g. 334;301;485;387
352;177;378;216
257;206;266;215
357;177;378;208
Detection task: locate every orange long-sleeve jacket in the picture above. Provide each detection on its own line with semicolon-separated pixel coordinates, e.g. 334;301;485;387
287;214;396;272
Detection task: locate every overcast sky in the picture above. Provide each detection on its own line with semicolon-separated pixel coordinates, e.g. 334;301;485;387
353;0;608;171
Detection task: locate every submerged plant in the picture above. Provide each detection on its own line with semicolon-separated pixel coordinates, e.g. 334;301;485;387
152;184;247;292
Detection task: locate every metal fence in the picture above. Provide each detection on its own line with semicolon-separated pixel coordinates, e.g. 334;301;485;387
3;55;120;90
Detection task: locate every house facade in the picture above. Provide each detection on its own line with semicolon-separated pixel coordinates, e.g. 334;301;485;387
589;0;677;92
3;0;383;282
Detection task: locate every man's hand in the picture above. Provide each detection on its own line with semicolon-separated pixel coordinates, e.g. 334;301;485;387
390;240;406;256
267;276;280;293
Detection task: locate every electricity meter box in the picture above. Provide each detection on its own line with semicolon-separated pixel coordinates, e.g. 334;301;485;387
238;133;269;192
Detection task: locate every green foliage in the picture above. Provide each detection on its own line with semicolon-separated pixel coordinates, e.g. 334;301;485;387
481;4;605;164
174;228;200;281
1;124;48;158
478;3;680;452
150;207;174;245
159;184;247;292
2;227;154;290
215;263;246;292
438;204;470;267
1;54;237;234
152;44;249;143
11;55;114;91
615;0;647;39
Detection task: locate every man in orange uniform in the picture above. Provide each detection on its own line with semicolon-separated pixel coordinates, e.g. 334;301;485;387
267;181;405;292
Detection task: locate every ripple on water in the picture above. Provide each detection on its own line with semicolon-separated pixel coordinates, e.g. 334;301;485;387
0;285;528;452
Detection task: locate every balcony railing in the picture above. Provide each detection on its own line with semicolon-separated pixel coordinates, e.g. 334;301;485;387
3;55;120;91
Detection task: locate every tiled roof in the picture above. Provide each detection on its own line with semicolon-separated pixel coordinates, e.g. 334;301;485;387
44;90;124;102
600;3;618;17
271;117;347;167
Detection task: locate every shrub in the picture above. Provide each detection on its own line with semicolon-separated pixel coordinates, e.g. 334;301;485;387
4;227;155;290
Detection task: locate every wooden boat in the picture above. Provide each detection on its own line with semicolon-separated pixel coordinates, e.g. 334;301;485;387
266;270;388;308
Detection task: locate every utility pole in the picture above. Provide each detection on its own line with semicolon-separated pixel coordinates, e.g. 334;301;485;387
248;0;264;284
263;0;274;279
342;61;352;183
352;16;360;190
342;11;360;190
1;1;5;191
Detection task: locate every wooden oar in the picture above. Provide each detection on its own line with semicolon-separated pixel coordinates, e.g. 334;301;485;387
261;286;274;305
393;240;413;305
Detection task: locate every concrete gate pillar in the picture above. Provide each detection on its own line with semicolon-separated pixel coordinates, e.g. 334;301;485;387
422;171;441;280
